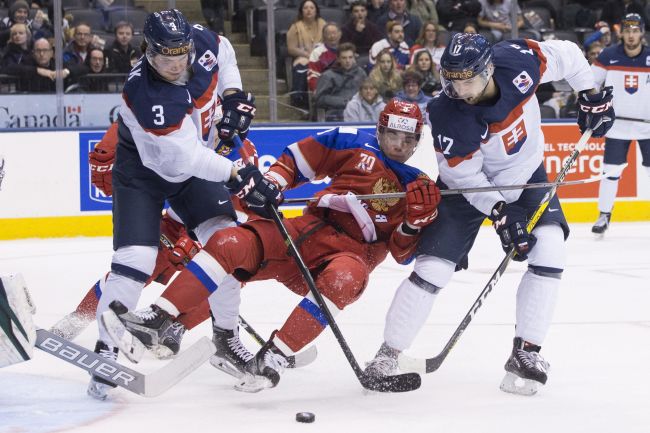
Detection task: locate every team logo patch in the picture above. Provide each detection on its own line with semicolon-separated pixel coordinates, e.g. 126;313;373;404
624;75;639;94
370;178;400;212
198;50;217;71
646;56;650;66
512;71;533;94
501;119;527;155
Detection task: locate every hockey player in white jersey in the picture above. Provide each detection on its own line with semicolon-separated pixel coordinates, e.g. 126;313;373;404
591;13;650;236
87;9;272;400
365;33;615;395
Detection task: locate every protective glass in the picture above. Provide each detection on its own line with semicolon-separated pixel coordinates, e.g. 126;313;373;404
441;67;491;100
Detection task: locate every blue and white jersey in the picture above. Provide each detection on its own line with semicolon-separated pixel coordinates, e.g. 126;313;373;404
428;39;595;215
593;44;650;139
118;24;242;183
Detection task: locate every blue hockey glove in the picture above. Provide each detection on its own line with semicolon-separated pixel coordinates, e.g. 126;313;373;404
218;91;256;142
490;201;537;262
577;86;614;138
227;165;283;218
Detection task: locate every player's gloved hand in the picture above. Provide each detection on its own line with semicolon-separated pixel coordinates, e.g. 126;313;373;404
218;91;256;142
168;234;201;269
88;141;115;196
228;165;283;218
404;178;441;231
490;201;537;261
577;86;614;138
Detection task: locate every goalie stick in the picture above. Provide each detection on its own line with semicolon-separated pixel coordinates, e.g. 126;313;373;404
398;127;602;374
616;116;650;124
35;328;215;397
234;136;421;393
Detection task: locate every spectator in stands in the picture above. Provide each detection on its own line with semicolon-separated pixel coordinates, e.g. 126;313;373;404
409;20;445;65
377;0;422;45
308;22;341;92
463;20;479;33
0;0;30;49
3;38;76;92
477;0;525;42
409;0;439;24
82;47;110;92
1;23;32;70
394;69;431;112
519;0;558;28
584;21;614;50
287;0;327;109
341;1;383;59
105;21;141;73
436;0;482;32
586;41;604;64
63;23;94;65
30;8;53;41
201;0;226;35
367;0;389;23
406;49;440;95
344;78;386;122
601;0;648;34
314;43;367;121
368;21;410;71
368;47;403;99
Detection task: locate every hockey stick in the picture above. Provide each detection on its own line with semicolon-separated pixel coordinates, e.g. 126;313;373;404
283;172;619;204
616;116;650;124
398;127;597;374
233;136;421;392
35;328;215;397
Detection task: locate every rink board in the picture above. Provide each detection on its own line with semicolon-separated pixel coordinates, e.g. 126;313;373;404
0;123;648;239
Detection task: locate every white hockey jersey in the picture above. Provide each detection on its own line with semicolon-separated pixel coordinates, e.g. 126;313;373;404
118;24;243;183
427;39;595;215
593;44;650;140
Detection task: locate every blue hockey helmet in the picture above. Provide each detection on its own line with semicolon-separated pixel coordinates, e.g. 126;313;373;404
621;13;644;31
439;33;494;100
144;9;195;63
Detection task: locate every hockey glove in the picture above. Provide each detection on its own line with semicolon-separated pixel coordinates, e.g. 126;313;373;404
490;201;537;262
218;91;256;142
577;86;614;138
404;178;441;231
228;165;283;219
89;141;115;196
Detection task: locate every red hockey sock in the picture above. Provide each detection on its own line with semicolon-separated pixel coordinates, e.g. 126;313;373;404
176;300;210;330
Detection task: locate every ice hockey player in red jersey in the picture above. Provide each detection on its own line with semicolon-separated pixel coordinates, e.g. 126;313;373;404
106;99;442;391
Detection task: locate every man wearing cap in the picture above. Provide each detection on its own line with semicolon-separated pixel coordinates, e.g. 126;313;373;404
590;13;650;235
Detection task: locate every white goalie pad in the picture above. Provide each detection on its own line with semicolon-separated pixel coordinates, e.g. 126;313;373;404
0;274;37;368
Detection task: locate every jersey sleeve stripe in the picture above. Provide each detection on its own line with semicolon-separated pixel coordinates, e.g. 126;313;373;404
524;39;548;77
595;64;650;72
487;93;535;133
194;72;219;107
437;147;479;168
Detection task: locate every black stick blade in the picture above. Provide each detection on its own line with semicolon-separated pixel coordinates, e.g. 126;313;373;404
361;372;421;393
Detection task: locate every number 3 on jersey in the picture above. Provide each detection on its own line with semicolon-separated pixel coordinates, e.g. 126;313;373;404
152;105;165;126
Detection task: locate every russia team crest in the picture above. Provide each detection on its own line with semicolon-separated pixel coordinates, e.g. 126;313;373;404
624;75;638;94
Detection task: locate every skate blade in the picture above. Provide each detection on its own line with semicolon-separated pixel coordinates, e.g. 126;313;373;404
209;355;246;379
234;373;274;393
499;372;540;396
151;345;175;360
100;310;146;363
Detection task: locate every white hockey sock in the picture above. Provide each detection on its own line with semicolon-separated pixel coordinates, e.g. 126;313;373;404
515;271;560;346
193;215;235;245
645;166;650;178
597;163;624;213
97;272;146;343
208;275;242;331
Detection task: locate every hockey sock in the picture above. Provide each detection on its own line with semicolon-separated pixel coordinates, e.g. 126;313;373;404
597;163;623;213
73;275;106;318
207;275;242;331
176;300;210;330
515;269;560;346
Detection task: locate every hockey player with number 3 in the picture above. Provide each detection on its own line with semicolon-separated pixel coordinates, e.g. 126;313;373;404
365;33;615;395
590;13;650;236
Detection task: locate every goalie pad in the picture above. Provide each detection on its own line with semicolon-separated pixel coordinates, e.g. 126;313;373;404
0;274;37;368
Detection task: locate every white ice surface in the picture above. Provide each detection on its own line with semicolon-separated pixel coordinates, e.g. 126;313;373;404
1;223;649;433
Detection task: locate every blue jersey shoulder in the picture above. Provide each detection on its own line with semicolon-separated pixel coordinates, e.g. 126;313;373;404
493;39;542;96
188;25;221;99
427;94;485;159
122;59;192;131
597;44;650;68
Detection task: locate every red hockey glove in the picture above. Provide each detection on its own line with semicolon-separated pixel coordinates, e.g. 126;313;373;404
89;142;115;196
404;178;441;230
168;235;201;269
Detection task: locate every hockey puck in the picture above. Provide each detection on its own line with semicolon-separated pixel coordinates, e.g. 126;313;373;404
295;412;315;423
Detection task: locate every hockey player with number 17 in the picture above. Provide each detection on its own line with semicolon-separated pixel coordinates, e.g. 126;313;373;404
366;33;615;395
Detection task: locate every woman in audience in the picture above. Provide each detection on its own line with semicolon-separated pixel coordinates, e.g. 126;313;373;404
409;20;445;65
368;47;403;99
406;48;440;96
286;0;327;108
344;78;386;122
1;23;32;69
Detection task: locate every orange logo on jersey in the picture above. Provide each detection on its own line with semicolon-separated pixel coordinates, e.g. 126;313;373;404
501;119;527;155
624;75;638;94
370;178;400;212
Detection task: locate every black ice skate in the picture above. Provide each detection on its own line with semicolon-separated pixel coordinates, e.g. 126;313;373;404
209;323;254;379
102;300;185;363
87;340;118;400
236;335;288;393
500;337;550;396
591;211;611;236
365;343;400;379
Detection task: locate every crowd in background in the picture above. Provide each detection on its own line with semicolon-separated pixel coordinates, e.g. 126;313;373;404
0;0;648;121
